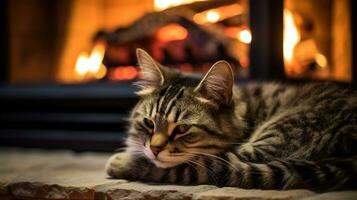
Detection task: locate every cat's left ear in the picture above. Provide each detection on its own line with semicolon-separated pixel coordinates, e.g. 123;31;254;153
194;61;234;105
135;48;165;95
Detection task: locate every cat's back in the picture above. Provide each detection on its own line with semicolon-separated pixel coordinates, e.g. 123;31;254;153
236;81;357;123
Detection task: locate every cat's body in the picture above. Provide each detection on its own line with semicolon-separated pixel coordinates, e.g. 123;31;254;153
106;49;357;191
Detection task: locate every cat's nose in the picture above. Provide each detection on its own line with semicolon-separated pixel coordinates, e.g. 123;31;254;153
150;145;163;157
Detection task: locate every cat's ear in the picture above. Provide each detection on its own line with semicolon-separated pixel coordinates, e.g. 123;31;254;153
194;61;234;105
135;48;165;95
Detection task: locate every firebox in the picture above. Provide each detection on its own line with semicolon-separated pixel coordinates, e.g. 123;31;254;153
0;0;356;151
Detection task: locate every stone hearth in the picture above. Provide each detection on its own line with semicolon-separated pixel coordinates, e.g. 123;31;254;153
0;148;356;200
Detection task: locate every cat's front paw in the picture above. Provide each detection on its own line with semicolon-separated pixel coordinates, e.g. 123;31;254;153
105;152;136;179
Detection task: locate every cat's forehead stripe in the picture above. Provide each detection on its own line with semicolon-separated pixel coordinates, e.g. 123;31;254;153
153;85;170;117
148;85;185;121
157;85;172;114
167;107;177;122
164;87;185;117
150;101;157;118
159;86;181;115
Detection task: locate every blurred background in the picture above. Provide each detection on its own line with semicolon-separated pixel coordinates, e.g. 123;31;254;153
0;0;356;152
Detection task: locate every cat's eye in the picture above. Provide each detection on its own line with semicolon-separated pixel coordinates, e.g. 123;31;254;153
175;124;191;135
144;118;154;129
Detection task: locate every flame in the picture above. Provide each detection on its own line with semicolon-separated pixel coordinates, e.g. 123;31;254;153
283;9;300;64
154;0;205;11
75;42;107;80
193;4;243;24
75;53;90;76
315;53;327;68
157;23;188;42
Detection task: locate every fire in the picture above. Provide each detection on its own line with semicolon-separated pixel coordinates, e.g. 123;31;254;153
283;9;300;64
154;0;205;11
109;66;138;81
157;23;188;42
225;27;252;44
75;42;107;81
193;4;243;24
315;53;327;68
206;10;220;23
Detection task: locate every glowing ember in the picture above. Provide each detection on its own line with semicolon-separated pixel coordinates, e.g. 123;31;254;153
110;66;138;81
193;4;243;25
154;0;205;11
157;23;188;42
224;27;252;44
74;43;107;81
206;10;220;23
194;10;220;24
179;64;193;73
283;9;300;65
239;29;252;44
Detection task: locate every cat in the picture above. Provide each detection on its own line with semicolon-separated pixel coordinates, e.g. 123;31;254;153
106;48;357;191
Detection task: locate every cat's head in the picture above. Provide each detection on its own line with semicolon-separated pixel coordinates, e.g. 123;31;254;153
126;49;245;168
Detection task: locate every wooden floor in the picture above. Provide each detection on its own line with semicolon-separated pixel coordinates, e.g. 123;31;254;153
0;148;356;200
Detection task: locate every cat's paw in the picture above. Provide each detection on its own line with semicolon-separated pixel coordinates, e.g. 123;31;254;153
105;152;135;179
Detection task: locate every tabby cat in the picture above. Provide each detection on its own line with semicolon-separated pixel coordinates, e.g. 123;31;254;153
106;49;357;191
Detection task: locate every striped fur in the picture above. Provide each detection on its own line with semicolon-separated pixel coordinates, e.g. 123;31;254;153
106;50;357;191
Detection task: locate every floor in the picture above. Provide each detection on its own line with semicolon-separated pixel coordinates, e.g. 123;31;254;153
0;148;356;200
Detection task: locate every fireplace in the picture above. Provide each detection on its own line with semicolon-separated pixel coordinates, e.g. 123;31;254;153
0;0;356;151
2;0;355;84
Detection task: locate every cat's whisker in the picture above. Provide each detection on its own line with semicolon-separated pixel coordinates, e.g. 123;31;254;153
185;158;218;185
126;141;144;147
126;150;145;156
126;143;142;147
126;139;143;144
113;147;127;153
186;151;239;172
181;151;226;183
187;160;217;184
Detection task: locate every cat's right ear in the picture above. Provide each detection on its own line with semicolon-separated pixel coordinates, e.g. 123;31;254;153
135;48;165;95
194;61;234;105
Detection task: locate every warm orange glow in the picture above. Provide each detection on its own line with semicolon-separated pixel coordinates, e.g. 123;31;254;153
225;27;240;37
75;42;107;81
75;53;90;76
194;9;220;24
110;66;138;81
225;27;251;44
193;4;243;24
157;24;188;42
154;0;205;11
206;10;220;23
180;64;193;73
283;9;300;64
315;53;328;68
239;29;252;44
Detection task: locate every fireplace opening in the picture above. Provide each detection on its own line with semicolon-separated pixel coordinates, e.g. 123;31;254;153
3;0;354;85
4;0;251;84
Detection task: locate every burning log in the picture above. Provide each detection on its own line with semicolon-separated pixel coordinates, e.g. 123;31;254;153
94;3;242;71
